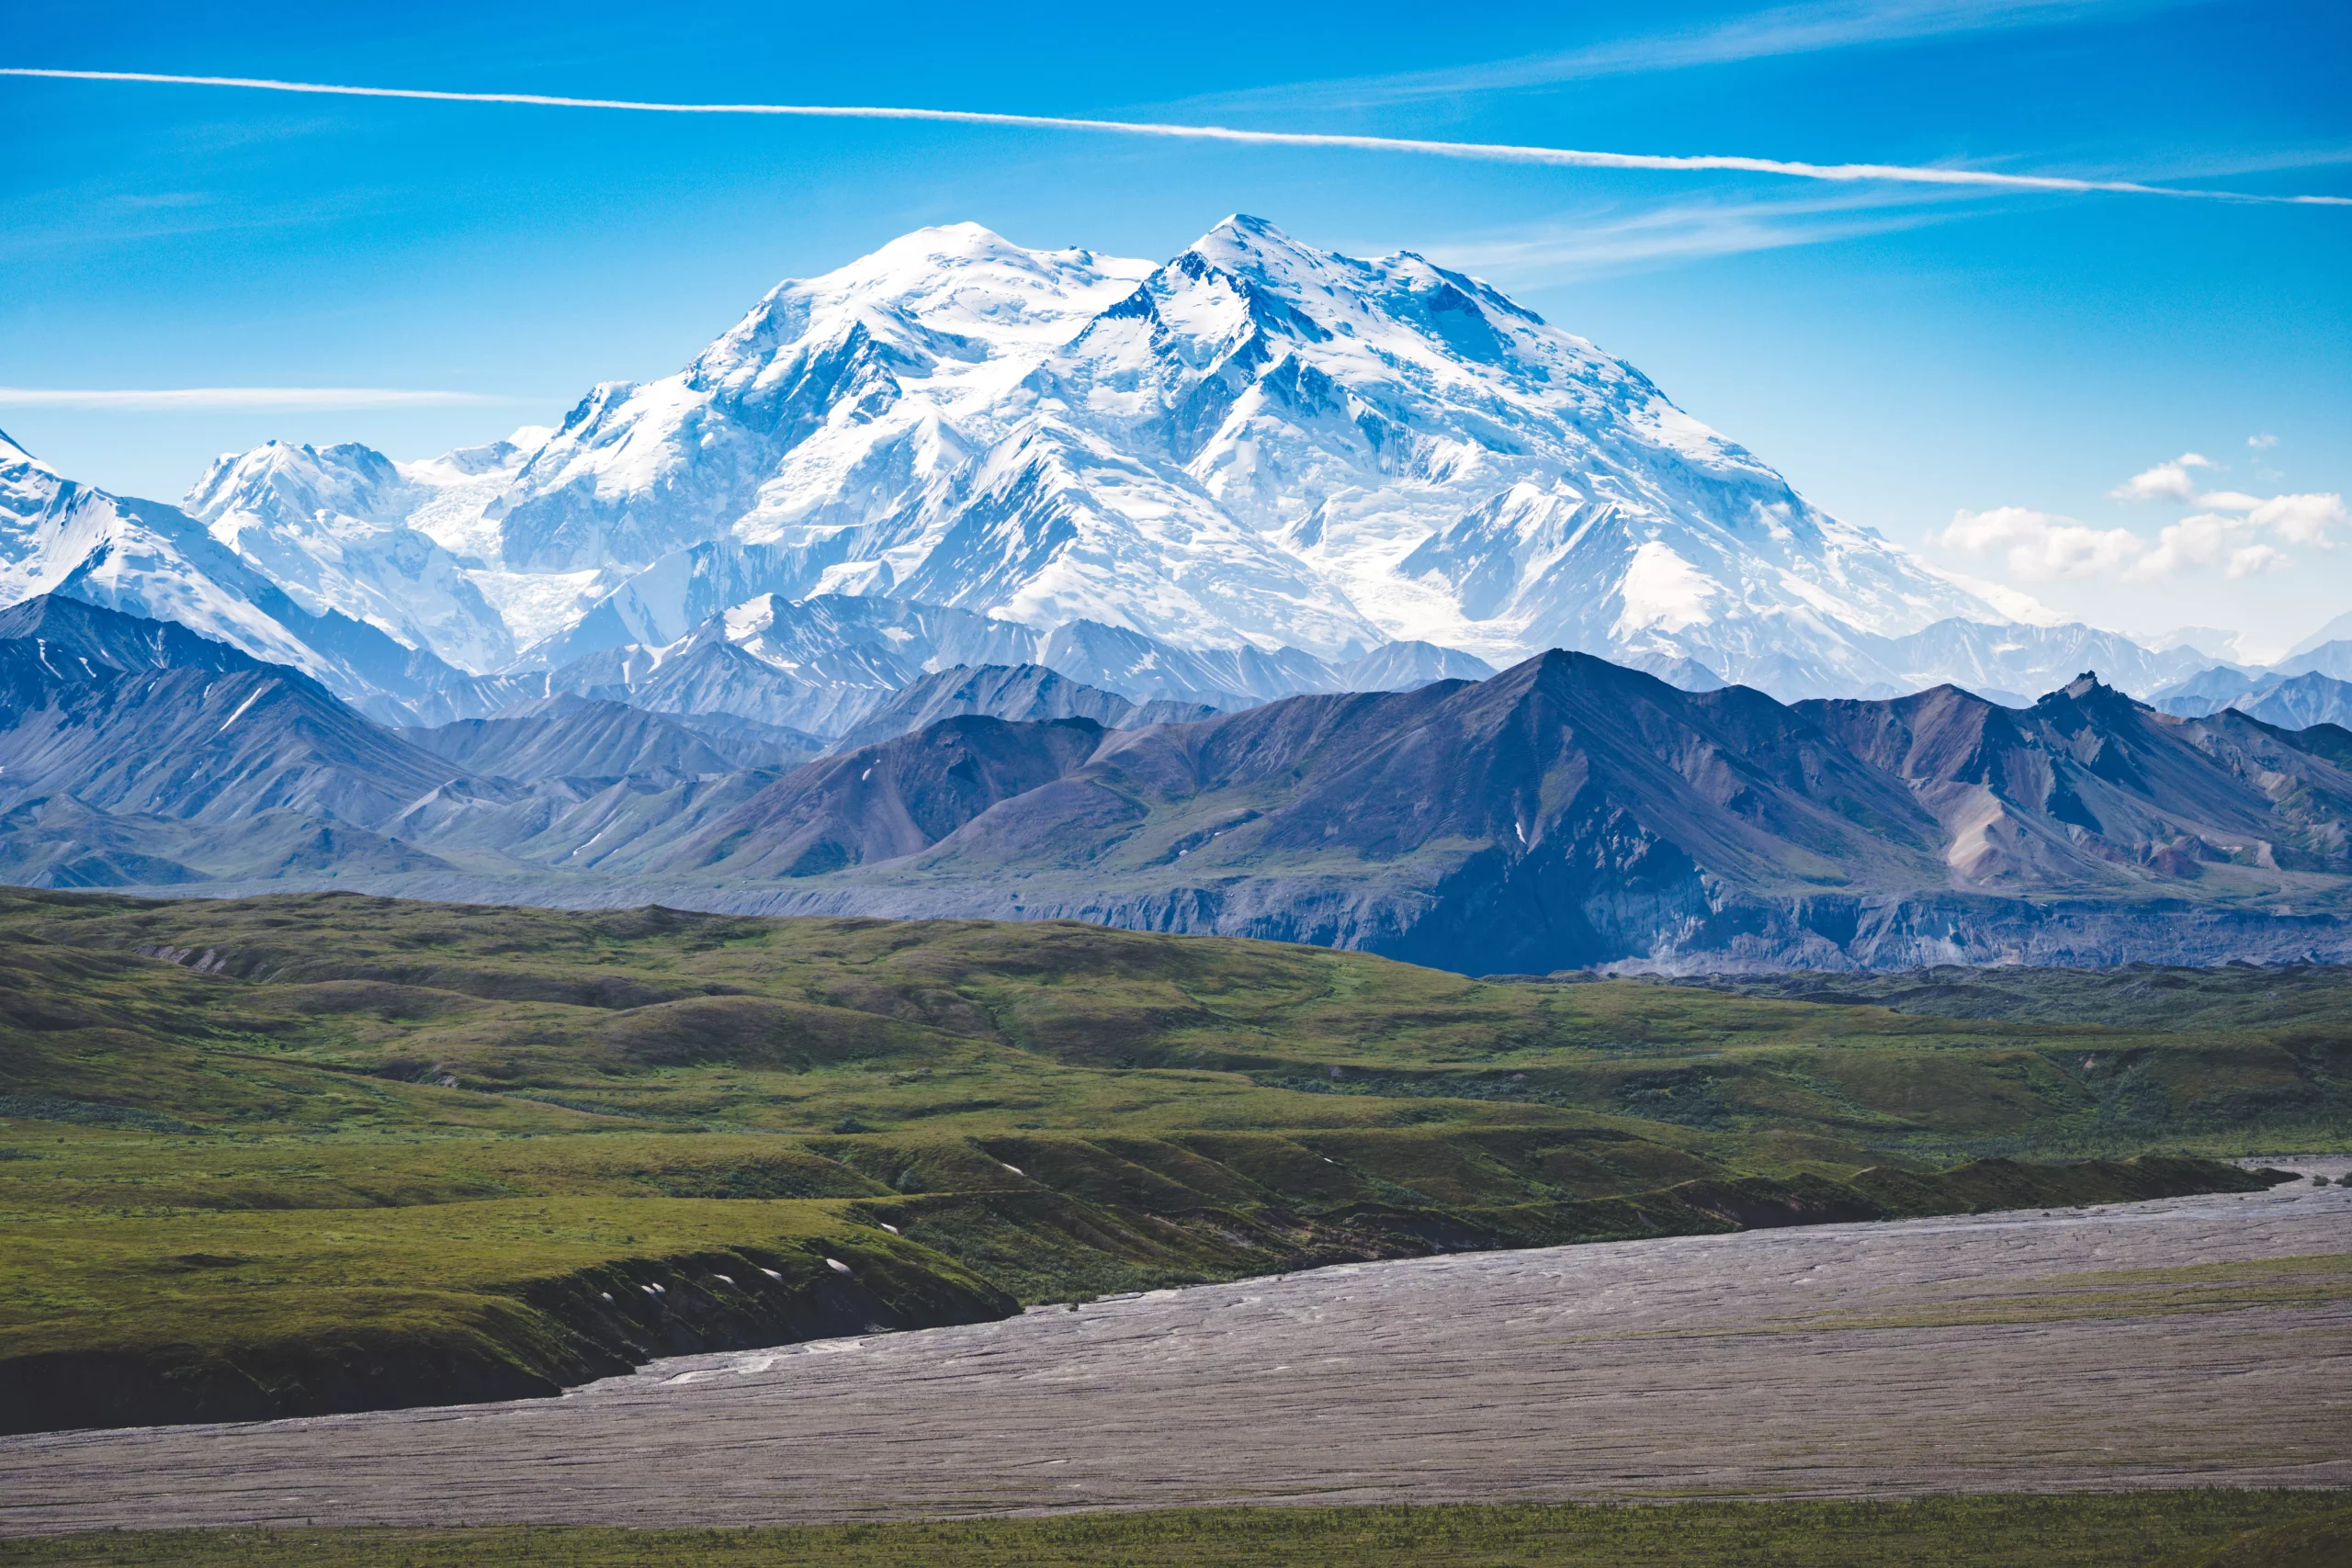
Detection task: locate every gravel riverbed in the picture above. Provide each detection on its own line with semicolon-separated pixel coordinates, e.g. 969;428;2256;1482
5;1166;2346;1534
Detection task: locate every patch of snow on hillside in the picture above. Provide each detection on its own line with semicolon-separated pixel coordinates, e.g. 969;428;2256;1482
1614;542;1721;636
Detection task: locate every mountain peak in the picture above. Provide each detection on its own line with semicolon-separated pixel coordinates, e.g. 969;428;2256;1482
783;221;1149;319
0;427;56;475
185;438;405;526
74;219;2052;705
1185;213;1357;292
2059;671;2109;700
854;220;1023;269
2042;671;2147;719
1199;212;1291;246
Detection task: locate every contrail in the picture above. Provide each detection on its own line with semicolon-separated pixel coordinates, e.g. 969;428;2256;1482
6;66;2346;207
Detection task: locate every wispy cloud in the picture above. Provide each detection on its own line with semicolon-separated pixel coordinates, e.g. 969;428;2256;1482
0;387;514;410
1202;0;2184;108
3;68;2346;207
1421;187;1979;284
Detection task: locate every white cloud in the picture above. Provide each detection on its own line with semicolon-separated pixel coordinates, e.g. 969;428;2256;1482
0;387;514;410
1938;483;2346;592
2248;432;2279;449
2248;492;2349;546
1934;506;2144;579
2128;513;2245;581
2193;490;2265;512
2109;452;2213;502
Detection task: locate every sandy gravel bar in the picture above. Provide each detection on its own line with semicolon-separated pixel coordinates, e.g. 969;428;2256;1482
6;1169;2347;1533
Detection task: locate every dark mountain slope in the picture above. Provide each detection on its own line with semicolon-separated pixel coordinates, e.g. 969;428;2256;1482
959;652;1942;886
0;666;462;829
656;655;2352;972
856;653;1951;971
657;708;831;767
1800;676;2352;889
2158;668;2352;732
0;599;467;884
668;716;1108;879
12;599;2352;972
0;600;817;886
0;795;448;887
383;766;787;876
0;593;267;680
2236;671;2352;730
401;698;756;783
831;664;1142;751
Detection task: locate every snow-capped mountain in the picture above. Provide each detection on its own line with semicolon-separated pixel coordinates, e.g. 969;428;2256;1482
1330;639;1498;692
491;227;1154;589
171;217;2034;700
1863;618;2216;707
537;592;1027;735
0;427;458;711
185;438;521;672
1007;216;1992;681
3;427;315;669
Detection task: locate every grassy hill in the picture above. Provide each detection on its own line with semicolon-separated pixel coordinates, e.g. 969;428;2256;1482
1;888;2342;1432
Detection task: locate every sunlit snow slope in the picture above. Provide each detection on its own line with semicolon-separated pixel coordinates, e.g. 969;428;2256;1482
175;218;2037;694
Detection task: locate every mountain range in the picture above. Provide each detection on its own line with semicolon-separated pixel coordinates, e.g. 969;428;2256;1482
5;216;2343;970
5;593;2349;972
0;218;2258;721
2154;668;2352;730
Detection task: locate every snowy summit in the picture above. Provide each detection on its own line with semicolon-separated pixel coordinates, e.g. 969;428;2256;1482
6;219;2097;709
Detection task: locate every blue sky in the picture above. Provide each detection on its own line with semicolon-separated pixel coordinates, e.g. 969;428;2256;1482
4;0;2346;654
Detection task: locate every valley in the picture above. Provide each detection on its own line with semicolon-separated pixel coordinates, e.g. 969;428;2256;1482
7;12;2344;1562
0;887;2342;1439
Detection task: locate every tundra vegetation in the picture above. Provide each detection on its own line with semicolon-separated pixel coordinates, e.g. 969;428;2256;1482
0;888;2344;1437
2;1495;2346;1567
